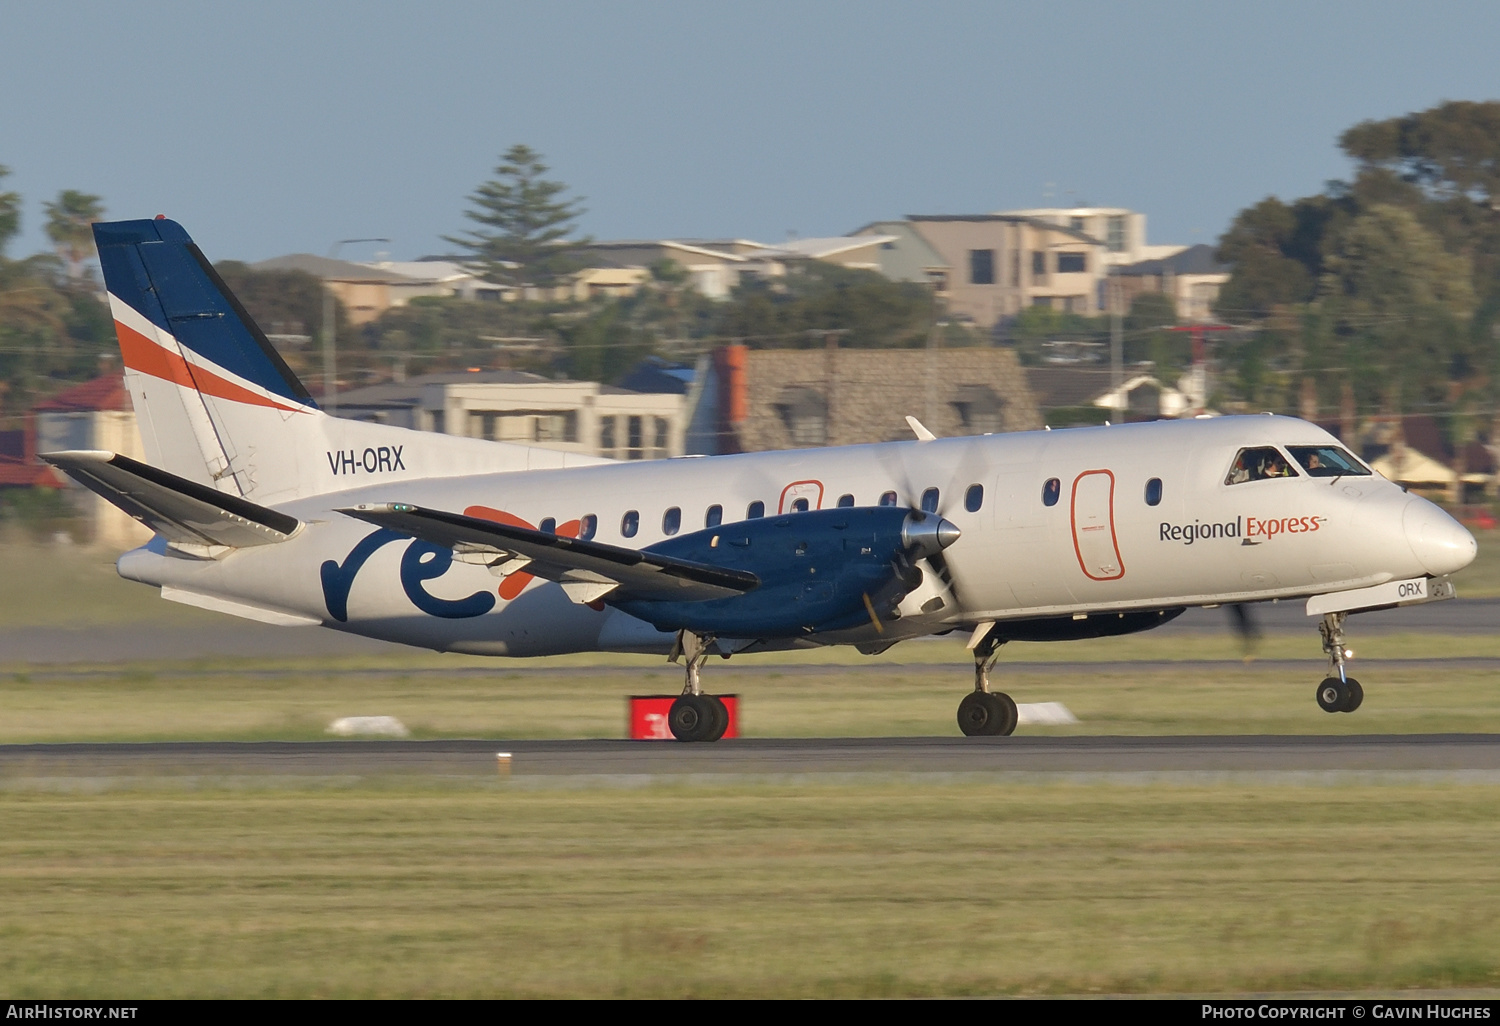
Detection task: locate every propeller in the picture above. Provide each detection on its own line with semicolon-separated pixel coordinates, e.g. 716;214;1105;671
871;426;988;617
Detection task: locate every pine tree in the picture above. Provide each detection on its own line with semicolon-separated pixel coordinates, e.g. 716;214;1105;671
445;145;588;292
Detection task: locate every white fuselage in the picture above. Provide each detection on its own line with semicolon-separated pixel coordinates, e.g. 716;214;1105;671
117;415;1476;658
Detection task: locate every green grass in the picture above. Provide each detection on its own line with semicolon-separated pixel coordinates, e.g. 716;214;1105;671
1454;528;1500;597
3;540;1499;998
0;540;216;628
1;781;1498;997
4;659;1500;742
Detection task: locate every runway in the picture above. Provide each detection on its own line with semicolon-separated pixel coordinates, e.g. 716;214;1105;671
3;734;1499;780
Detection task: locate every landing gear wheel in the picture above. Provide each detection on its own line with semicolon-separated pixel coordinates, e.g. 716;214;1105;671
1340;678;1363;713
994;692;1019;736
669;694;714;741
703;695;730;741
1316;677;1348;714
958;692;1018;737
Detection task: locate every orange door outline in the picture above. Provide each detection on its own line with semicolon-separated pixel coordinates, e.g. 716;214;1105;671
1070;469;1125;581
778;480;824;513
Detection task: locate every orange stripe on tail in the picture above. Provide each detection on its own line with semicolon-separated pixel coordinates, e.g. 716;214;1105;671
115;320;303;413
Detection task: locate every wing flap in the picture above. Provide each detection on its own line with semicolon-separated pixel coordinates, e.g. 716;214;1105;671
39;450;299;548
339;503;759;602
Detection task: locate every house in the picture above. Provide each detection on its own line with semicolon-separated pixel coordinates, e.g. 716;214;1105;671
251;254;427;325
993;207;1184;267
333;369;687;460
852;215;1108;328
32;375;149;549
573;240;762;299
1025;366;1190;424
1114;243;1232;323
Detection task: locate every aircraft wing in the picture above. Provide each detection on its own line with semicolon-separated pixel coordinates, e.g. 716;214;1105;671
338;502;759;602
40;450;299;548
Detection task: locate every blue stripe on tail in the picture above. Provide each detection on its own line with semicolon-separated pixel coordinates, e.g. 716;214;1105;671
94;218;318;408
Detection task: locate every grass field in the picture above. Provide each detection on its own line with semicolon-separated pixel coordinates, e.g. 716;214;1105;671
2;781;1498;997
4;659;1500;742
2;539;1498;997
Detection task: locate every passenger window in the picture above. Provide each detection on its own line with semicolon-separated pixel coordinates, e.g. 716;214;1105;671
621;510;639;538
1287;445;1371;478
539;517;556;534
1226;447;1299;485
579;514;597;541
705;504;723;529
921;487;940;513
1145;479;1162;506
791;497;809;512
879;491;899;507
746;500;765;519
965;484;983;512
662;507;681;535
837;493;855;508
1042;478;1060;507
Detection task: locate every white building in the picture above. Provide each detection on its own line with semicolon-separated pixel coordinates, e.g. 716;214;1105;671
995;207;1186;267
334;370;688;460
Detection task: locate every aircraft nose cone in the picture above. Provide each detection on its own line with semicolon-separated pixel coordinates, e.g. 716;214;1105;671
902;512;962;557
1403;498;1477;577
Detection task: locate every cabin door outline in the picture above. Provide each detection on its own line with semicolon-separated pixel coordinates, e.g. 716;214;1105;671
1070;469;1125;581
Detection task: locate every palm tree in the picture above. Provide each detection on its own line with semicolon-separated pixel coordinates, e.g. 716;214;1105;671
43;190;104;282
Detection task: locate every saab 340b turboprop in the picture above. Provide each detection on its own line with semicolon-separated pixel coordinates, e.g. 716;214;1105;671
41;217;1479;740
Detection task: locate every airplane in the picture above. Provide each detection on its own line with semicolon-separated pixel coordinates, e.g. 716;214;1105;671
41;217;1479;741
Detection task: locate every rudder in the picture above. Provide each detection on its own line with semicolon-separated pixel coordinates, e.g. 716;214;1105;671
95;217;321;500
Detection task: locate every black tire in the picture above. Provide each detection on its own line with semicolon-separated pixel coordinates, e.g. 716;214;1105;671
958;692;1004;737
704;695;730;741
993;691;1019;737
1316;677;1347;714
1341;678;1364;713
668;695;712;741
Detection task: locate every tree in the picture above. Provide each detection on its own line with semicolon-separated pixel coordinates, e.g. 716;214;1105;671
1214;195;1349;319
43;189;104;281
0;165;19;258
1318;203;1474;411
445;145;588;291
711;263;935;349
1340;101;1500;206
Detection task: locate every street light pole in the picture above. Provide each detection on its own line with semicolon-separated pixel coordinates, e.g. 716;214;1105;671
1110;263;1123;416
322;237;389;416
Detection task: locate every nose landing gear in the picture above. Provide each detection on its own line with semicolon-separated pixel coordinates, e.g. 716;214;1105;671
1315;612;1364;713
667;630;730;742
958;629;1018;736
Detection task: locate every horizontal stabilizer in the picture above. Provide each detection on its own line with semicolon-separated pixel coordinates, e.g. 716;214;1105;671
339;502;758;602
40;450;300;548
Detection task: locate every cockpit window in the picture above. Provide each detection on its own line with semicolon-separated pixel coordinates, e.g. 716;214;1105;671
1287;445;1371;478
1225;447;1299;485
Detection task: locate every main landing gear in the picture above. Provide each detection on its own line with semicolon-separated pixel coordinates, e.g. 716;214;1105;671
958;631;1018;737
666;631;730;742
1315;612;1364;713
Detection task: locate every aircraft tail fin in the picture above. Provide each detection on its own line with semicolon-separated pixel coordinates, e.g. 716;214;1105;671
94;217;324;500
94;217;607;508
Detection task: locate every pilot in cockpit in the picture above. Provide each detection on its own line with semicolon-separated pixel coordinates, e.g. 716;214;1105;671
1226;446;1301;485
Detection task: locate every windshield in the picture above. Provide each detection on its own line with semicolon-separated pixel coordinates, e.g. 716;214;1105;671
1225;446;1299;485
1287;445;1370;478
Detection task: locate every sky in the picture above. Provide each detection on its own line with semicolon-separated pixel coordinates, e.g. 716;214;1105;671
2;1;1498;265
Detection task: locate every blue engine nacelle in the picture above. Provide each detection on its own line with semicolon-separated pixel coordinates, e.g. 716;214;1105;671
615;506;955;638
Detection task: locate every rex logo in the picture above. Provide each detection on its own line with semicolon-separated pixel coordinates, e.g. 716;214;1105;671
1159;514;1326;545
